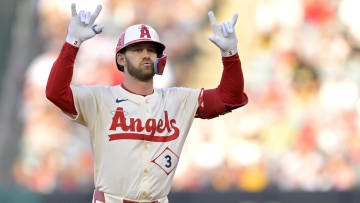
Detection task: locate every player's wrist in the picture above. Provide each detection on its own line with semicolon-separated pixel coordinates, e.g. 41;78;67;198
66;35;82;47
220;47;237;57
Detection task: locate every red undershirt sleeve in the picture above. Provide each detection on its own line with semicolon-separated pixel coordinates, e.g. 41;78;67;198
195;53;248;119
45;42;78;115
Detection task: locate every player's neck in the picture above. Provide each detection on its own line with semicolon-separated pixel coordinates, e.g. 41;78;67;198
123;75;154;96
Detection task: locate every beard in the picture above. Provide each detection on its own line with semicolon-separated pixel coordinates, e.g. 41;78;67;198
125;57;155;82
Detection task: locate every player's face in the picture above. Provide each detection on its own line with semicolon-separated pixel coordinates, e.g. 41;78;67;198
124;42;158;81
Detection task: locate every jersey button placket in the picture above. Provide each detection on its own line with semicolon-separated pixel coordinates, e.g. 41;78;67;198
144;98;151;115
140;98;152;199
143;142;150;150
140;141;151;200
142;142;150;174
140;191;148;199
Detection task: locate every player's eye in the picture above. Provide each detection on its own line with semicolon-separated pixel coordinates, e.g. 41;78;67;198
148;48;156;53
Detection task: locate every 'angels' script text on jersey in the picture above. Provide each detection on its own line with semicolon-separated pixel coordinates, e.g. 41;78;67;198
108;107;180;142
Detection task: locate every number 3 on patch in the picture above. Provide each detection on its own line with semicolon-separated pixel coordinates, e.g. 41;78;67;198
164;155;172;168
152;147;179;175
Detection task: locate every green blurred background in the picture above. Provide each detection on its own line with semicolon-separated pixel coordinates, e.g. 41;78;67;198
1;0;360;202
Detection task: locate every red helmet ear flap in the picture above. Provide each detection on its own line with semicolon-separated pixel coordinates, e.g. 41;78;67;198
154;54;167;75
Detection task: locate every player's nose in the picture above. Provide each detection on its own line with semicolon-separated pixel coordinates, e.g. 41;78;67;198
142;49;151;58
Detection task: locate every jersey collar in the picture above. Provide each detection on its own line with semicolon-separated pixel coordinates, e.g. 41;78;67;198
120;83;154;97
117;84;158;104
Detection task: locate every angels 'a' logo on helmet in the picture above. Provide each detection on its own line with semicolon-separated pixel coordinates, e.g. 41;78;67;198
140;25;151;39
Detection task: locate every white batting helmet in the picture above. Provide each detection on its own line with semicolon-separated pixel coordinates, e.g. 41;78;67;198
115;24;167;74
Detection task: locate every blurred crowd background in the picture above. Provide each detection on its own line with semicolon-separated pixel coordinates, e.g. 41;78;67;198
1;0;360;196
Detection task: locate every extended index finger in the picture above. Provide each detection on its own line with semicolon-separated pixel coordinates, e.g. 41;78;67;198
71;3;77;17
208;11;218;26
89;4;102;24
231;13;238;26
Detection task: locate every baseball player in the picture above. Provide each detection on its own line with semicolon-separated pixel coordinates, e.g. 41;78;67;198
46;3;248;203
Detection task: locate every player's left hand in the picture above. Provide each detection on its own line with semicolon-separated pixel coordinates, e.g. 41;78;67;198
208;11;238;57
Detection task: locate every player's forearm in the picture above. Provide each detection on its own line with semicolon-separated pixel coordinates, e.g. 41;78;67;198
218;53;248;106
45;42;78;115
195;54;248;119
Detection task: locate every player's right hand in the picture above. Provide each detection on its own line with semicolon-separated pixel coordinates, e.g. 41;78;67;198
66;3;103;47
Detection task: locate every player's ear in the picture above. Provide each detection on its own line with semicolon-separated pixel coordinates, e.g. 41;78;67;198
117;53;126;67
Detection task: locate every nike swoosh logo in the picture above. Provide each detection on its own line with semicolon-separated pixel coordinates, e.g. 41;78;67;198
116;98;128;103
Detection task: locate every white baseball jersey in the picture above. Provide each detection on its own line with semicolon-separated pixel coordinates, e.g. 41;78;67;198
68;84;201;203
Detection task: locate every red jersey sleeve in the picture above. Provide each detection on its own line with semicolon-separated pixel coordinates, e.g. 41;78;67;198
196;53;248;119
45;43;78;115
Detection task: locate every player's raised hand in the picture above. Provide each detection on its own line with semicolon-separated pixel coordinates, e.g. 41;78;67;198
208;11;238;57
66;3;104;47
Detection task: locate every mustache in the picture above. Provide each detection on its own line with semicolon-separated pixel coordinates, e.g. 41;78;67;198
141;60;154;64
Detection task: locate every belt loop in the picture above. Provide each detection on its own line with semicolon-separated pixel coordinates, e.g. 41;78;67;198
123;200;160;203
94;190;105;202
